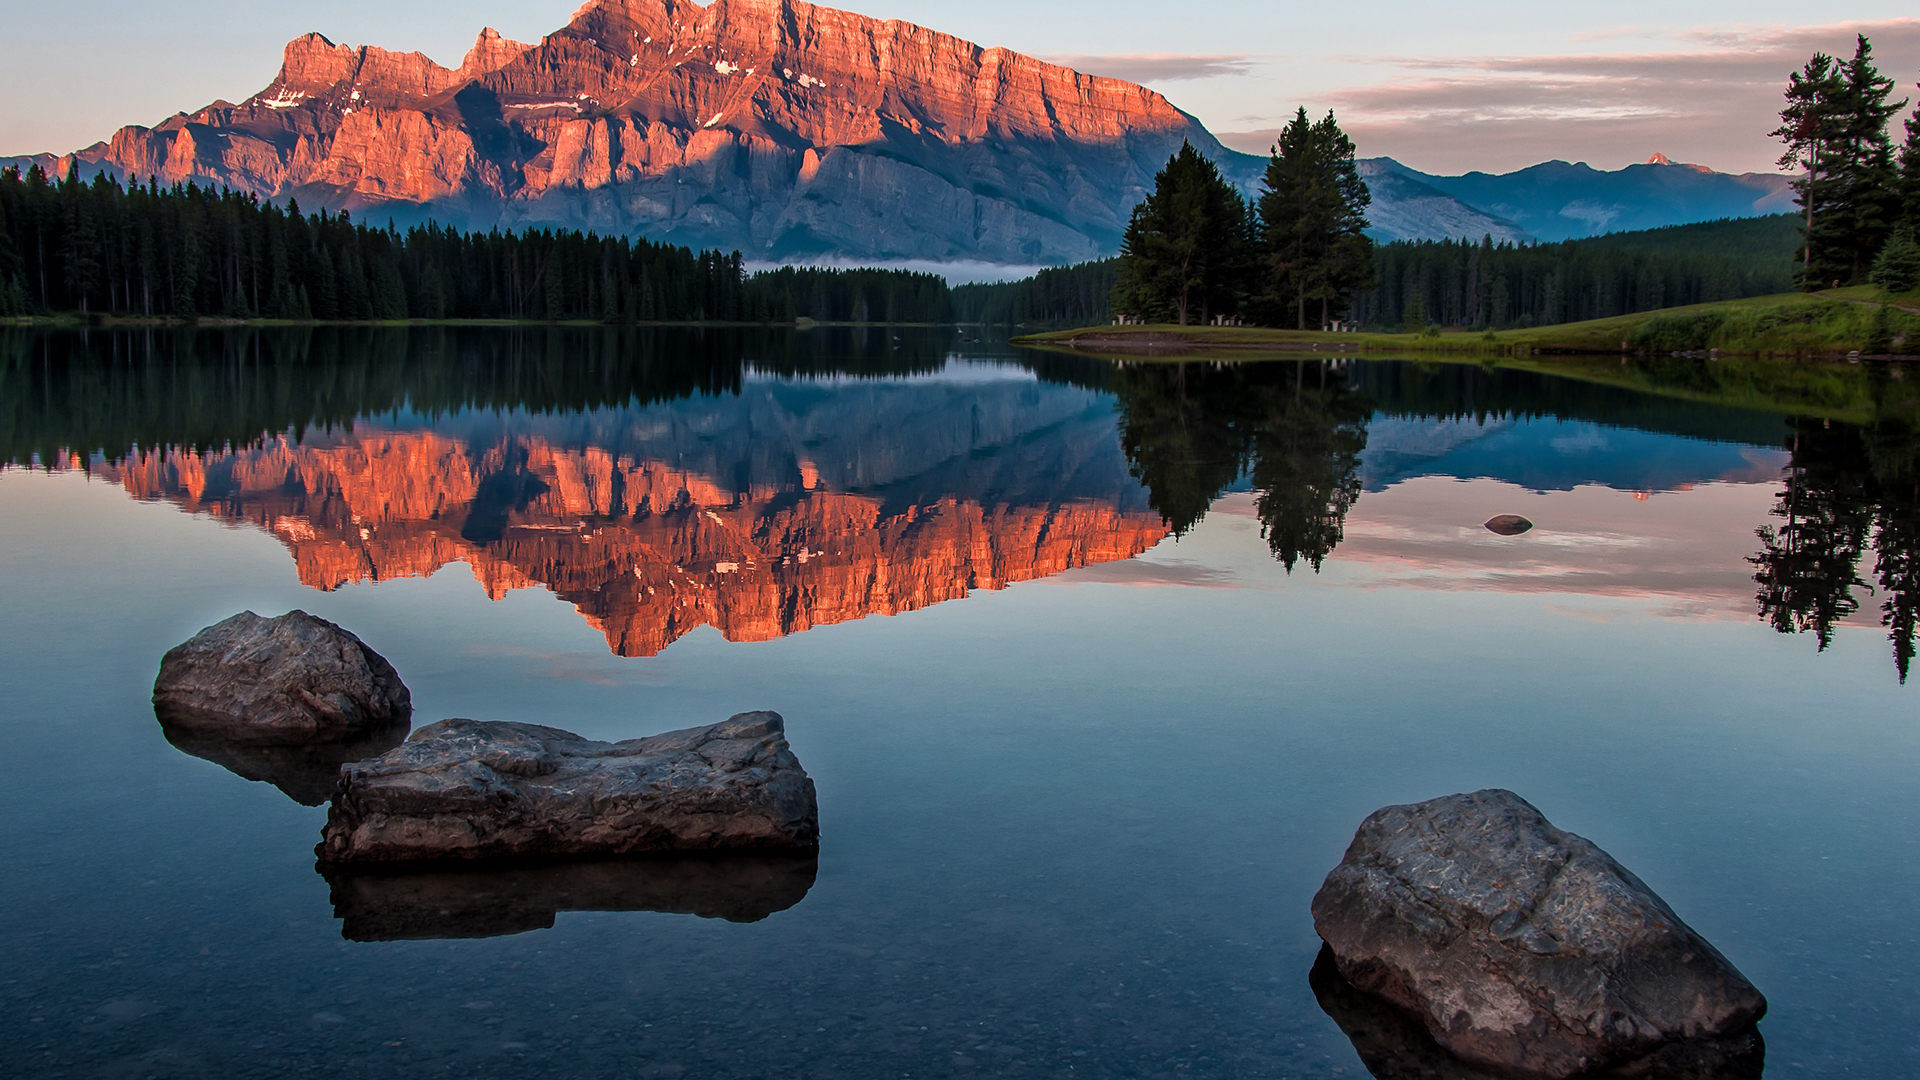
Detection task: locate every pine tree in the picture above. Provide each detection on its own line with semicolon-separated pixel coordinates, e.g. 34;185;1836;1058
1872;228;1920;293
1831;37;1907;282
1112;142;1251;326
1774;51;1848;287
1774;37;1908;287
1256;108;1375;329
1899;105;1920;236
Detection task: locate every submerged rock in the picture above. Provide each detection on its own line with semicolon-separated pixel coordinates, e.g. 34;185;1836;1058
317;712;819;863
161;719;410;806
1309;944;1765;1080
1484;515;1534;536
322;852;819;940
152;611;411;742
1312;789;1765;1079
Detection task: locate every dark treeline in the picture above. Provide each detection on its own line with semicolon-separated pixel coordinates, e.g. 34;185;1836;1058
951;260;1119;326
0;165;951;324
0;325;965;466
1350;216;1803;330
0;166;747;321
744;266;949;323
957;216;1809;332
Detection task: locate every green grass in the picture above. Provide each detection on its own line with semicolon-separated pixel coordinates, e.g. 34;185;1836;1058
1014;290;1920;358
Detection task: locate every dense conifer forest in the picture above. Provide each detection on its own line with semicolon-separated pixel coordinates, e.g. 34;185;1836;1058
0;162;1867;333
956;216;1807;329
950;261;1119;326
1348;215;1804;330
0;165;951;324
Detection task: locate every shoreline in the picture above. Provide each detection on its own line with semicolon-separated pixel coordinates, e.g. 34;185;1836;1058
1012;287;1920;361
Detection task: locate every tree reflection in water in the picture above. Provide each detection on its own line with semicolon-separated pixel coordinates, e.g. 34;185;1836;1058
1111;359;1370;572
1754;415;1920;681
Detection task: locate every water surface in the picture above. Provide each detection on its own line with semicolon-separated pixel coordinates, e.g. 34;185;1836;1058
2;327;1916;1079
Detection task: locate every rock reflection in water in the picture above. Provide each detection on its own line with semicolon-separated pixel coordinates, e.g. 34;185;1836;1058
321;853;819;941
159;720;410;806
1308;945;1764;1080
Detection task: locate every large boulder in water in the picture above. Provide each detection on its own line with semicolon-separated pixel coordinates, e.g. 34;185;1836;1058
1311;789;1765;1079
152;611;411;742
317;712;819;863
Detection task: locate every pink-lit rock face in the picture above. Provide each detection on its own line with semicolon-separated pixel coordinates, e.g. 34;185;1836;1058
45;0;1244;261
96;430;1171;656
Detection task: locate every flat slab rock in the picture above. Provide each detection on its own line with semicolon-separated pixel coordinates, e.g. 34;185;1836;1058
1312;789;1765;1079
152;610;411;742
318;712;819;863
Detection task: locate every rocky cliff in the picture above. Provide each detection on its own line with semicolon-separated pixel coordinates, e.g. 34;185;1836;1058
38;0;1252;263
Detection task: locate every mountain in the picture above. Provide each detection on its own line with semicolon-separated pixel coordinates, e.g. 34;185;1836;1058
8;0;1538;265
1368;155;1795;242
6;0;1791;263
18;0;1264;264
1355;160;1529;244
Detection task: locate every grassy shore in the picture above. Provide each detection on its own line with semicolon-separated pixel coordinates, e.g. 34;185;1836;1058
1013;288;1920;359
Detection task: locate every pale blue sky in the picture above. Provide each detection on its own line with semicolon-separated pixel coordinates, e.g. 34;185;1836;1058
4;0;1917;173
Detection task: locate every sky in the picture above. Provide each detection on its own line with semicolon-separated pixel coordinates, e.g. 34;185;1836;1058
3;0;1919;175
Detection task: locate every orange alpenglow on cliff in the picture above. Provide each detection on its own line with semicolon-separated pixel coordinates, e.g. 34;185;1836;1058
96;432;1171;657
43;0;1250;262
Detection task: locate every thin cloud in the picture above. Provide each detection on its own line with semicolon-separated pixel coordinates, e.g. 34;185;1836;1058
1256;18;1920;173
1042;54;1255;83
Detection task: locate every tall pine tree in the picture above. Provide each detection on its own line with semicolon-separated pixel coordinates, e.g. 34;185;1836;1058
1112;142;1251;326
1774;37;1908;287
1256;108;1374;329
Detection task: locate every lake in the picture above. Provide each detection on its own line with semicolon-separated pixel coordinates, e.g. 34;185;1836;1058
2;326;1915;1079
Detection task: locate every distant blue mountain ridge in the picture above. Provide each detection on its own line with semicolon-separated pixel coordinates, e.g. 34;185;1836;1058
1355;154;1797;244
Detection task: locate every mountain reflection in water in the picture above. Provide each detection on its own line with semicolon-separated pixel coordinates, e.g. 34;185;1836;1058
10;326;1920;678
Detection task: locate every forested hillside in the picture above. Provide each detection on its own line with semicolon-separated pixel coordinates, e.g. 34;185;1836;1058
951;261;1119;326
1349;215;1803;330
0;166;950;323
0;163;1817;332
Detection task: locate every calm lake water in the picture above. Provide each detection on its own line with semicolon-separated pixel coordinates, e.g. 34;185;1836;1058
2;327;1916;1079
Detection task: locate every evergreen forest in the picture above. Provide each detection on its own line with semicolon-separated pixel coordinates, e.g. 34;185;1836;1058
1349;216;1803;330
0;165;951;324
